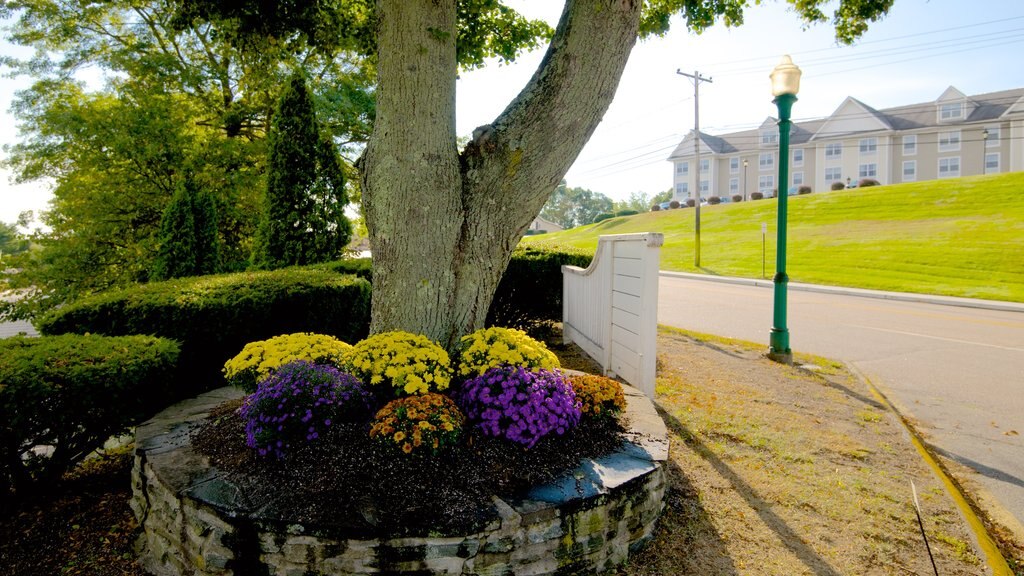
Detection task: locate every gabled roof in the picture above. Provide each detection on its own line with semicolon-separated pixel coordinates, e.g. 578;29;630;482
812;97;891;140
667;130;735;159
1001;94;1024;118
936;86;968;103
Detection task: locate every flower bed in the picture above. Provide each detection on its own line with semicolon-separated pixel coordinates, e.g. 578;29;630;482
131;328;668;575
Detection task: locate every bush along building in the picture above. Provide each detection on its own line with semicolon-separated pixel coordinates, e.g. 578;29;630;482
668;86;1024;202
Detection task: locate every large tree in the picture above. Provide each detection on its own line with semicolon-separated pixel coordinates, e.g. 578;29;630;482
135;0;898;346
541;181;614;229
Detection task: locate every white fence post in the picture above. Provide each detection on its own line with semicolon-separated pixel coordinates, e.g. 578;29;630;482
562;233;664;398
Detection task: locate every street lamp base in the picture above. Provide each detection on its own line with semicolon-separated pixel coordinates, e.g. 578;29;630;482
767;349;793;365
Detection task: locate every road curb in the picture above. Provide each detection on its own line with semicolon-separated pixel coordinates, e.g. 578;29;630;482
659;271;1024;314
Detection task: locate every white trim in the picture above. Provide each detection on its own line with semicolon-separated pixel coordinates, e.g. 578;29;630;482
793;148;804;167
903;134;917;156
902;160;917;182
985;152;1000;174
938;156;961;178
938;130;961;152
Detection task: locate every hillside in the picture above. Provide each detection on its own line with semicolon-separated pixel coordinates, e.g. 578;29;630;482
523;172;1024;302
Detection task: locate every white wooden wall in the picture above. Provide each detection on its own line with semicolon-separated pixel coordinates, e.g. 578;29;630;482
562;233;663;398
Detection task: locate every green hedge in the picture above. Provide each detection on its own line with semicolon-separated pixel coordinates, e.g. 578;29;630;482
38;268;371;391
487;246;593;330
0;334;180;497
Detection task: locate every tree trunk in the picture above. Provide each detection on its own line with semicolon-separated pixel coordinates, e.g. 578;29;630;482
361;0;642;349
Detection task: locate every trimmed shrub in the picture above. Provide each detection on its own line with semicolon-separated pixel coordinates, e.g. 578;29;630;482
37;268;371;393
686;198;695;207
342;331;453;398
370;393;465;456
152;174;220;281
486;246;592;331
240;361;374;459
858;178;881;187
615;209;639;217
751;192;764;200
650;204;661;211
831;181;846;190
731;195;743;203
223;332;353;393
317;257;373;282
669;200;681;209
456;367;581;449
592;213;614;223
798;185;812;195
455;327;560;378
0;334;179;496
708;196;721;205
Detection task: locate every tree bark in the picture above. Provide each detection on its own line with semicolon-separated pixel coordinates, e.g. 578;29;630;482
361;0;642;348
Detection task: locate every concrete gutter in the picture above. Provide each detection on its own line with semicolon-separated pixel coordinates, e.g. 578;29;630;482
659;271;1024;314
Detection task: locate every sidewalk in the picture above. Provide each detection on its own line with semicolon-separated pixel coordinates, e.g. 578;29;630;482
660;270;1024;314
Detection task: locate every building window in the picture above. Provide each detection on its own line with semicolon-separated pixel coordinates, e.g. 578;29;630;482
859;138;877;154
825;143;842;159
793;148;804;167
700;158;710;173
825;167;842;182
985;153;999;173
729;178;739;193
676;162;688;175
700;180;709;193
903;135;917;155
985;127;1001;148
903;161;916;181
938;131;961;152
758;174;774;193
858;163;877;178
759;152;774;170
761;131;778;146
938;157;960;178
792;172;804;187
676;182;688;195
730;157;740;173
940;102;963;120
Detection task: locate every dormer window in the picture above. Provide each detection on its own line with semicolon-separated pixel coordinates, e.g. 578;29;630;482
940;102;963;121
760;130;778;147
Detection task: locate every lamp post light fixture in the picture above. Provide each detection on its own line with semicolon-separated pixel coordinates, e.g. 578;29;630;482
768;55;801;364
982;128;990;174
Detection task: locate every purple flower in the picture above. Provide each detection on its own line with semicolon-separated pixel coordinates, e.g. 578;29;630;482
455;367;581;449
240;361;374;459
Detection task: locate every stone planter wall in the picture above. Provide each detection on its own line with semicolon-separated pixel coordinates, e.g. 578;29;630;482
131;385;669;576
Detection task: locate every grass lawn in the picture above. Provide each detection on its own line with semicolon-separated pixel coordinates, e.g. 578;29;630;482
524;172;1024;302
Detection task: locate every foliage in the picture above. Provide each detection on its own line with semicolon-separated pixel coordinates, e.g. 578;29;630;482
652;189;674;205
0;0;376;319
616;209;640;217
732;194;743;202
798;186;813;195
568;374;626;421
858;178;880;187
455;366;580;449
651;205;661;212
0;334;179;496
369;393;465;456
614;191;660;214
540;181;614;229
151;174;221;281
486;246;593;332
37;268;371;390
239;361;373;459
708;196;722;205
455;327;560;378
253;72;351;269
751;192;765;200
593;213;614;223
223;333;353;393
670;200;681;209
343;331;453;397
686;198;696;207
0;222;29;256
831;182;846;190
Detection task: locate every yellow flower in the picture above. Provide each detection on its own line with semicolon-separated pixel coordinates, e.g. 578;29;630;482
393;431;406;442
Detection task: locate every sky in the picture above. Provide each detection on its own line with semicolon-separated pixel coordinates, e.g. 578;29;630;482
3;0;1024;224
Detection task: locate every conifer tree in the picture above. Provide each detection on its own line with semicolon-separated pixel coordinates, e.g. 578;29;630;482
152;175;220;280
254;72;350;269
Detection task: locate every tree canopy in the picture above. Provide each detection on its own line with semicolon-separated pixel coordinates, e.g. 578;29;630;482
540;182;614;229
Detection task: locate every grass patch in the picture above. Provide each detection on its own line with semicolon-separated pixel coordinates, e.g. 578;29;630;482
525;172;1024;302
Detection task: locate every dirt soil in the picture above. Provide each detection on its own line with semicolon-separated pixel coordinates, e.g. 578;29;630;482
2;326;1018;575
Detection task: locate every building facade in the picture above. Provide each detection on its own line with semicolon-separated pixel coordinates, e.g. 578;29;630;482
667;86;1024;202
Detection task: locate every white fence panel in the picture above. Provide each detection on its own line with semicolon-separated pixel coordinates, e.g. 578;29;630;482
562;233;663;398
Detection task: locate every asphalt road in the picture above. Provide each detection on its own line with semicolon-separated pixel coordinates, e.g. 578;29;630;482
658;274;1024;533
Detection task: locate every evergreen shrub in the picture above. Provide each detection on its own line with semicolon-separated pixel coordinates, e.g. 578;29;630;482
831;181;846;190
37;268;371;392
650;205;661;211
486;246;592;331
751;192;764;200
708;196;721;205
669;200;681;209
592;213;614;223
798;186;812;195
615;209;639;217
0;334;179;496
731;195;743;202
686;198;695;207
858;178;880;187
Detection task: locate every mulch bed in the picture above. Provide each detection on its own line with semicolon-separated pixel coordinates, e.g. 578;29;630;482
192;396;624;536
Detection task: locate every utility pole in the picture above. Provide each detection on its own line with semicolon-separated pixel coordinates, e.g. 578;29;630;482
677;69;712;268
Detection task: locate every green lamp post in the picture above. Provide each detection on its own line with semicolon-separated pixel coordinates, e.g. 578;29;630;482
768;55;801;364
